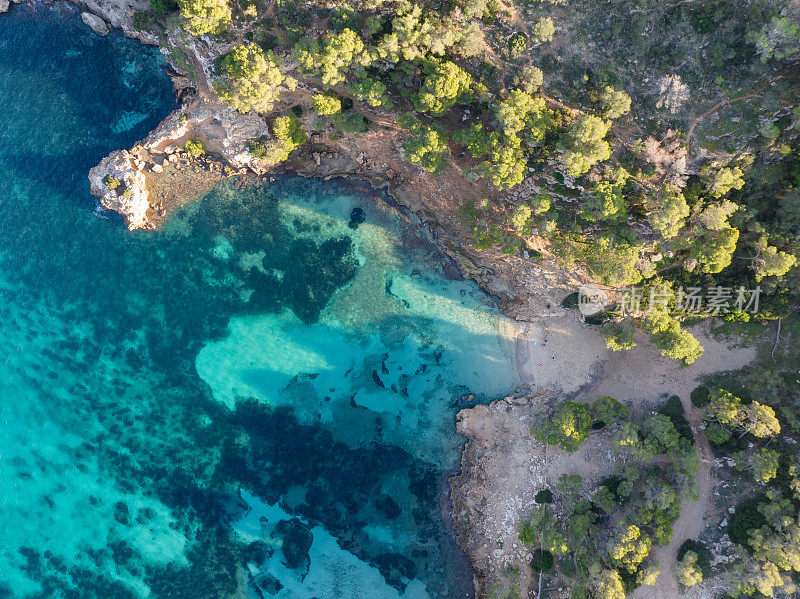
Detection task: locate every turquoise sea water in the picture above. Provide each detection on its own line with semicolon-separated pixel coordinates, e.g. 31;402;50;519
0;4;520;598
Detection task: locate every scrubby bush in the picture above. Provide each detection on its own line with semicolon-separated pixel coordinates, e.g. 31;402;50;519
531;17;554;44
727;495;767;546
690;385;711;407
103;174;121;190
312;94;341;115
150;0;178;13
657;395;694;444
535;489;553;504
185;139;206;156
531;549;554;572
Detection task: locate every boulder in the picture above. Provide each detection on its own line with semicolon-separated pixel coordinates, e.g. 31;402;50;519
0;0;10;14
88;150;150;229
81;12;110;35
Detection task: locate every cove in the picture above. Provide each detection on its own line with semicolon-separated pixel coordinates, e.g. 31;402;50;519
0;4;519;599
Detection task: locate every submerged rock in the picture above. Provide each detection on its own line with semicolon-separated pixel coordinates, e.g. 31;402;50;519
274;518;313;573
81;11;109;35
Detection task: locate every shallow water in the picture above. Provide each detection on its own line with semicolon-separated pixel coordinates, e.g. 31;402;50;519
0;5;519;598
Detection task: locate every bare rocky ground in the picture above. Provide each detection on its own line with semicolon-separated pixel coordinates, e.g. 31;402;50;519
450;318;756;598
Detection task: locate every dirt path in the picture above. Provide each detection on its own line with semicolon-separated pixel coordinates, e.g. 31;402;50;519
684;78;777;146
629;394;714;599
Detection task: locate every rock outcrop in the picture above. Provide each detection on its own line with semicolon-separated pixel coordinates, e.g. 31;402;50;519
142;98;268;169
88;97;268;228
73;0;159;45
89;150;150;229
80;11;109;34
0;0;10;14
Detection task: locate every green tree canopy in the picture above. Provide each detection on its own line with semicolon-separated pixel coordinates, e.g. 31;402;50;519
599;86;632;120
675;550;703;587
250;115;306;164
601;320;636;351
415;61;473;116
178;0;231;35
533;401;592;452
644;310;704;365
531;17;555;44
592;396;630;425
561;115;612;176
648;190;689;239
215;43;285;113
313;93;342;115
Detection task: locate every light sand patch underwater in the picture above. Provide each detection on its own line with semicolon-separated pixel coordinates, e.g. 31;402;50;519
233;490;431;598
196;184;519;465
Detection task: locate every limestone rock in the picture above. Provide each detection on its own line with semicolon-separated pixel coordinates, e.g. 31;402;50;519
88;150;150;229
81;12;110;35
141;99;268;169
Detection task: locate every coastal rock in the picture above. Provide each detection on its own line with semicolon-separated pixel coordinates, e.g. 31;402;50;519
88;150;150;229
142;99;268;169
70;0;161;45
0;0;10;14
81;11;110;35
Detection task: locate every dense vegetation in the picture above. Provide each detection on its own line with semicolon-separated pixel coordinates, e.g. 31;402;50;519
529;395;699;598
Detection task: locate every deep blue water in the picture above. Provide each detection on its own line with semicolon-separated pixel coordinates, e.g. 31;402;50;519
0;4;519;598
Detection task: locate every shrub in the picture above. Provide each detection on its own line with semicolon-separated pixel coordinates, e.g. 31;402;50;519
561;292;579;309
329;6;359;31
103;175;121;190
132;10;161;31
312;93;341;115
185;139;206;156
535;489;553;504
727;494;767;546
333;110;369;134
704;421;732;445
690;385;711;407
518;521;536;545
657;395;694;444
150;0;178;13
531;549;554;572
